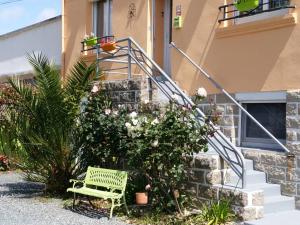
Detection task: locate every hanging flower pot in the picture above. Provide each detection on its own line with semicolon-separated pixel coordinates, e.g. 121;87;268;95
235;0;259;12
100;36;116;52
84;37;98;47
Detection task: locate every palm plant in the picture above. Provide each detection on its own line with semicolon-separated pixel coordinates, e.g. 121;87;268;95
0;53;97;193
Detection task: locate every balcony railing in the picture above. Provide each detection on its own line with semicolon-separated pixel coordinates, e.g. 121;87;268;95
218;0;295;23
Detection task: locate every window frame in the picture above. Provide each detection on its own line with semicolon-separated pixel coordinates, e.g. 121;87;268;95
92;0;113;37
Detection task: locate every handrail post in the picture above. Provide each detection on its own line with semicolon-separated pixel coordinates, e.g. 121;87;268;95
128;39;132;80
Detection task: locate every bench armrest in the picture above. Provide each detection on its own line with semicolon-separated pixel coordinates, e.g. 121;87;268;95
69;179;85;188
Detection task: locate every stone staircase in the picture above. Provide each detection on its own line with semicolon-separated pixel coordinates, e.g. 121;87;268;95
238;155;298;224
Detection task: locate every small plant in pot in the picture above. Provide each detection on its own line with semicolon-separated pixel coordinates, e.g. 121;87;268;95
136;184;151;205
83;33;98;47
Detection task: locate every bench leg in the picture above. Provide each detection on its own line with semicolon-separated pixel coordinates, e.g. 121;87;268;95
110;199;115;219
72;193;76;209
123;195;129;216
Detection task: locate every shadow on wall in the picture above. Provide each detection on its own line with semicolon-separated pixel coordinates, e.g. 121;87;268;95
202;25;295;93
171;0;295;94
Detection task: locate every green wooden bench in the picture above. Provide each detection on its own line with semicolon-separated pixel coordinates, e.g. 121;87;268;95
67;166;128;218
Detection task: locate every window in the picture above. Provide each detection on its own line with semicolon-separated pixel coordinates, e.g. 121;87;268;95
218;0;293;24
241;103;286;149
235;0;291;24
93;0;112;37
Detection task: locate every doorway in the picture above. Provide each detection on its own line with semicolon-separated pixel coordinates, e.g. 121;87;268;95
152;0;172;75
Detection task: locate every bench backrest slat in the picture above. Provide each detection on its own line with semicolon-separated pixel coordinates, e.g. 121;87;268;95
85;167;127;192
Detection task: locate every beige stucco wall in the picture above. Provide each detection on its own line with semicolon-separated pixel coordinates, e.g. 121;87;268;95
63;0;300;94
171;0;300;94
62;0;150;77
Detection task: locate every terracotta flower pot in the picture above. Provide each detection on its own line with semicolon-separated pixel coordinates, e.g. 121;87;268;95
135;192;148;205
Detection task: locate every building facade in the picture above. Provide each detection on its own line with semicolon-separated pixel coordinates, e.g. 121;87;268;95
0;16;62;81
62;0;300;221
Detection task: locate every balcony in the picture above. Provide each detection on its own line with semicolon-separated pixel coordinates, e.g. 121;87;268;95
218;0;295;23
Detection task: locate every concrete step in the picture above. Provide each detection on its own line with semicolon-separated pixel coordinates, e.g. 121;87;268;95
246;183;281;197
245;159;254;170
264;195;295;214
227;170;266;186
245;210;300;225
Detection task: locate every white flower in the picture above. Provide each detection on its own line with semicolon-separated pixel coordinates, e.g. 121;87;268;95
197;87;207;98
113;110;119;116
129;111;138;118
151;118;159;125
171;94;180;101
91;85;99;93
132;118;139;126
144;99;150;104
145;184;151;191
125;122;131;128
104;109;111;115
143;117;148;123
151;140;159;147
90;32;95;37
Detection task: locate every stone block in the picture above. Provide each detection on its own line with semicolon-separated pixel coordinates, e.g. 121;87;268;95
286;142;300;154
219;189;248;207
194;154;219;170
119;91;136;102
287;103;298;116
276;154;289;167
267;167;286;180
297;157;300;168
189;170;205;183
297;184;300;196
261;154;275;165
216;105;226;115
220;115;239;126
286;117;300;129
243;150;261;162
281;182;296;196
185;182;198;195
233;206;262;221
205;170;222;185
128;80;141;90
287;130;298;142
287;90;300;102
223;127;238;139
252;191;264;206
197;185;218;199
226;104;239;115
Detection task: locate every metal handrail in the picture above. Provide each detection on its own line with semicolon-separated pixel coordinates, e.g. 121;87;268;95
126;37;246;188
170;42;290;153
91;37;247;188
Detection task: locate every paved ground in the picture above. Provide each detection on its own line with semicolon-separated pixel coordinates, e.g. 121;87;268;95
0;172;128;225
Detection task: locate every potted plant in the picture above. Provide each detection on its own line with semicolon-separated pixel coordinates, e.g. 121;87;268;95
84;33;98;47
235;0;259;12
135;184;151;205
100;36;116;52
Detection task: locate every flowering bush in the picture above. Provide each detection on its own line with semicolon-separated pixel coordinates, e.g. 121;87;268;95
126;102;212;213
77;87;130;170
0;155;9;171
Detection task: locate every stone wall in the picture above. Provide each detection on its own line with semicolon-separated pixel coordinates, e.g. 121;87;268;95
187;153;263;221
102;78;149;109
199;93;239;145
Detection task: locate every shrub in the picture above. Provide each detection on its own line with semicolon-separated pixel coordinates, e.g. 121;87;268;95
76;88;130;170
126;102;212;214
0;53;96;193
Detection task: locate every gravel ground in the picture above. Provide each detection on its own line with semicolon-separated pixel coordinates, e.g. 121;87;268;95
0;172;128;225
